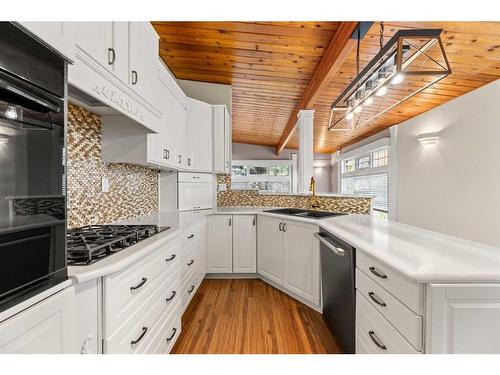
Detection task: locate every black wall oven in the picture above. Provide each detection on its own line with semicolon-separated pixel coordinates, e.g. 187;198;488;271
0;23;68;312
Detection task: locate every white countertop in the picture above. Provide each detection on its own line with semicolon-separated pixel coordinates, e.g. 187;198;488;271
69;207;500;284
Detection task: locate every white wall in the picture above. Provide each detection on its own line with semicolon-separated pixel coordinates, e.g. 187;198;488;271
177;79;232;113
395;80;500;247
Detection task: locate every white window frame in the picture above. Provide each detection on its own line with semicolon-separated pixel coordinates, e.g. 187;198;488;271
231;159;293;193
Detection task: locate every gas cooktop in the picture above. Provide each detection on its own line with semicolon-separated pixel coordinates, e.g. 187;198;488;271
67;224;169;266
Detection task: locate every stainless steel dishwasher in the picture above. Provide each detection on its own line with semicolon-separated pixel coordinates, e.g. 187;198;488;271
315;230;356;354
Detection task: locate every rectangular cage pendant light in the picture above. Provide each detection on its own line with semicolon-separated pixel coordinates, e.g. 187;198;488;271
328;29;451;131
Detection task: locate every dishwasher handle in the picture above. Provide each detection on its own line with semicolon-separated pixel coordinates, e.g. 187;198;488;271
314;232;346;257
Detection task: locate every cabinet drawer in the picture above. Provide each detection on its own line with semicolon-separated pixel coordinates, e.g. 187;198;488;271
144;303;182;354
356;268;423;350
356;291;420;354
104;241;180;335
181;243;199;278
181;265;200;312
105;269;180;353
178;172;212;183
357;251;424;315
181;220;203;250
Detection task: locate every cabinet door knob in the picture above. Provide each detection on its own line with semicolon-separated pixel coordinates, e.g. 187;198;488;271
108;48;116;65
131;70;138;85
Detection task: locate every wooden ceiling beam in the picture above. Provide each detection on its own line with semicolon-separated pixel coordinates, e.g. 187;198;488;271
275;21;359;155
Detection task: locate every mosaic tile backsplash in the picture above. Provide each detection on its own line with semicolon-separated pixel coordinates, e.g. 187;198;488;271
67;104;159;228
216;174;372;214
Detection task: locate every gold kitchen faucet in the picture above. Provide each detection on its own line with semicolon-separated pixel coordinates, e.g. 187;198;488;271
309;176;320;209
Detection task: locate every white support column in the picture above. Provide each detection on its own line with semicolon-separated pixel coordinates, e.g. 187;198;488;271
296;110;315;194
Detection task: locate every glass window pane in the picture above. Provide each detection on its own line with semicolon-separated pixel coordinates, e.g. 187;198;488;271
342;158;355;173
357;155;371;169
372;148;388;167
248;166;267;175
231;165;248;176
269;165;289;176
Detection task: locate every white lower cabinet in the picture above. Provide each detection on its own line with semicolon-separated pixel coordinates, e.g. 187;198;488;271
257;215;320;307
426;284;500;354
356;291;420;354
283;220;320;305
257;215;284;284
206;215;257;274
233;215;257;273
206;215;233;273
0;287;77;354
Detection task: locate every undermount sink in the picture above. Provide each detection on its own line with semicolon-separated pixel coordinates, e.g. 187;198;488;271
263;208;347;219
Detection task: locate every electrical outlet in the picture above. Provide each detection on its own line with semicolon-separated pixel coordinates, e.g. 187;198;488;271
218;183;227;192
101;177;110;193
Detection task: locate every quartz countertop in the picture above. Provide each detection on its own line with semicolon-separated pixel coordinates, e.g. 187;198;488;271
69;207;500;284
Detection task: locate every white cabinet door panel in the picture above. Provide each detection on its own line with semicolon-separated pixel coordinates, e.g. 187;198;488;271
178;182;213;211
186;98;213;172
426;284;500;354
0;287;76;354
128;22;160;107
233;215;257;273
18;22;74;60
206;215;233;273
67;22;111;67
283;220;320;305
257;215;284;284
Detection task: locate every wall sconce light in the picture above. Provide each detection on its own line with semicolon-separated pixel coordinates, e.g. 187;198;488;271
417;132;440;145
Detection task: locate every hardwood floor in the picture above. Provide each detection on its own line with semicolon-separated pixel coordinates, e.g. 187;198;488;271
171;279;341;354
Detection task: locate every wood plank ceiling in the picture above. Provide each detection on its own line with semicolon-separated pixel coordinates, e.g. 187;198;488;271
152;21;500;154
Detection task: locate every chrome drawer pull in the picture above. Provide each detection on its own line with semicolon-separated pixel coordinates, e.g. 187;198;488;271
130;326;148;346
188;285;195;293
166;291;176;302
187;259;194;266
130;277;147;291
368;292;387;307
368;330;387;350
166;328;177;342
369;266;388;279
165;254;176;262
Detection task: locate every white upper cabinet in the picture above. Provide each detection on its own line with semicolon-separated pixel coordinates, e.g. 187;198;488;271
17;22;74;61
128;22;160;109
213;105;231;173
186;98;213;172
67;22;112;68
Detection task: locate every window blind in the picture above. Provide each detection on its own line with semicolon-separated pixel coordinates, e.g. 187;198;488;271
341;173;388;212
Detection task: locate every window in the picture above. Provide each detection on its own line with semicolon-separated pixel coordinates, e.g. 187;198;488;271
232;160;292;193
269;165;289;176
339;141;390;216
342;158;355;173
357;155;371;169
341;174;388;212
372;148;388;168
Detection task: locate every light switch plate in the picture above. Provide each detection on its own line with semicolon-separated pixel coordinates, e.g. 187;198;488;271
218;183;227;192
101;177;110;193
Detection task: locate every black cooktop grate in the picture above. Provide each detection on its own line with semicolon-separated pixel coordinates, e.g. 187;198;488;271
67;225;168;265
